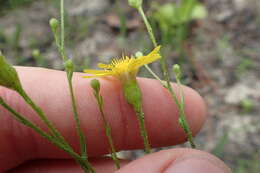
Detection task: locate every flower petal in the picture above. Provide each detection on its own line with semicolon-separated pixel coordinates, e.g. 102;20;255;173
83;69;108;74
83;69;114;78
82;46;162;80
82;74;109;78
98;63;113;69
131;46;161;68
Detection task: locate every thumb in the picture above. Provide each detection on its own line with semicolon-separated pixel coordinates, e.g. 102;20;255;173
116;148;232;173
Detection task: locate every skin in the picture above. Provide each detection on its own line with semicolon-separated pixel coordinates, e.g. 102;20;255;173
0;67;232;173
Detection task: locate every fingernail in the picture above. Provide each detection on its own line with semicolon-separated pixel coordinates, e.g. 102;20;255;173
164;155;229;173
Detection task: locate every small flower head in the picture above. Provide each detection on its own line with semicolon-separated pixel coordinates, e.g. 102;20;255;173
173;64;181;79
0;52;22;92
32;49;40;57
90;79;101;93
128;0;143;9
49;18;59;32
83;46;161;83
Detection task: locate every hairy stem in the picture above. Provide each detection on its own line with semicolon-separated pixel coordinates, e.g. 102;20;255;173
137;6;196;148
0;97;91;173
136;107;151;154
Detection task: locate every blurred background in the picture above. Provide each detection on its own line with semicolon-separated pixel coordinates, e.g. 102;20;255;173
0;0;259;172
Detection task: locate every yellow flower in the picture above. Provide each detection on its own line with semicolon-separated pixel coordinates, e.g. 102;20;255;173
83;46;161;82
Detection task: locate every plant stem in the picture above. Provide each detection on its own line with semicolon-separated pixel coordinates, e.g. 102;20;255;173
60;0;66;61
0;97;91;173
67;78;89;161
179;109;196;148
137;7;167;85
176;76;196;148
144;64;166;87
123;80;151;153
137;7;157;47
100;107;121;169
136;107;151;154
59;1;95;171
17;88;70;147
138;6;171;87
133;7;166;84
91;80;121;169
137;6;196;148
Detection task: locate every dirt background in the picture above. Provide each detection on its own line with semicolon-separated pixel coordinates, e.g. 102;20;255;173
0;0;259;172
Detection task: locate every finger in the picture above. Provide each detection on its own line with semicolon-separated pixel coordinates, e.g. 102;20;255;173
116;148;231;173
8;158;129;173
0;67;206;169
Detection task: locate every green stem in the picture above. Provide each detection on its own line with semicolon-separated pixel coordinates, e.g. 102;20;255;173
59;0;88;159
67;77;89;162
123;80;151;153
101;114;121;169
176;78;196;148
105;124;121;169
137;7;167;84
138;6;171;89
179;110;196;148
59;1;95;172
137;5;196;148
144;64;166;87
93;86;121;169
136;107;151;154
17;88;71;148
137;7;157;47
0;97;91;173
60;0;66;61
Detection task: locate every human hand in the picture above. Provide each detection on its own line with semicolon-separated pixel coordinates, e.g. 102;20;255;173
0;67;231;173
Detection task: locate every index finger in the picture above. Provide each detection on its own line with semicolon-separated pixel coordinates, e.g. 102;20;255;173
0;67;206;171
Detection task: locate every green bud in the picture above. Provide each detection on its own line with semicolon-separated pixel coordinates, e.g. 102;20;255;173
32;49;40;58
0;52;23;91
123;80;142;112
173;64;181;79
49;18;59;32
64;59;74;80
191;4;208;20
128;0;142;9
135;51;143;58
90;79;101;93
64;59;74;71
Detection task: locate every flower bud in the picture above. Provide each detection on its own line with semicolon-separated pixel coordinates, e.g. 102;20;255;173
123;80;142;112
49;18;59;32
135;51;143;58
90;79;100;93
128;0;142;9
32;49;40;58
0;52;22;91
64;59;74;80
173;64;181;79
64;59;74;71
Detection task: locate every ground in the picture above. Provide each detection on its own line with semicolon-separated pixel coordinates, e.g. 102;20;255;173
0;0;259;172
